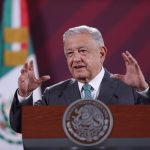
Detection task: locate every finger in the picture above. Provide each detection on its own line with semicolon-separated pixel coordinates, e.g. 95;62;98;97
125;51;138;64
18;76;22;83
125;51;141;71
21;68;26;74
29;60;34;71
19;75;26;82
111;74;125;81
37;75;50;84
24;61;29;70
21;62;28;74
40;75;50;82
122;52;130;66
29;60;37;78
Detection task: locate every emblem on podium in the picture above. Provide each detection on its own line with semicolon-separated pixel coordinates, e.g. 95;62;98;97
63;99;113;146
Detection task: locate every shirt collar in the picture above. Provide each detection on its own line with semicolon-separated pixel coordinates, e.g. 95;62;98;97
78;67;105;91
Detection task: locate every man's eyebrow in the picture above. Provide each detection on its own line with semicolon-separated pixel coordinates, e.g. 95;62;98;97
65;46;88;52
65;49;72;52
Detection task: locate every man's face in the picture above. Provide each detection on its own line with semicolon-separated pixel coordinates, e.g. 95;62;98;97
64;33;106;82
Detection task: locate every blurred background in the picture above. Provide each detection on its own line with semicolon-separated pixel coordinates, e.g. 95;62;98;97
28;0;150;89
0;0;150;149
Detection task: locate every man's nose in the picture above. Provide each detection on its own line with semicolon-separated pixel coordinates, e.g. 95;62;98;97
73;52;81;62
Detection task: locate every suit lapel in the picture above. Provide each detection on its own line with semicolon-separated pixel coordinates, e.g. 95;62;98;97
63;79;81;103
62;70;118;104
97;70;118;104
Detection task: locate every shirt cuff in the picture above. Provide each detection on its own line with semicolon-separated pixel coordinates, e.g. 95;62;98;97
17;90;32;103
137;87;150;98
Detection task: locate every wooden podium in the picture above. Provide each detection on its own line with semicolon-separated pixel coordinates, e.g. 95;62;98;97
22;105;150;149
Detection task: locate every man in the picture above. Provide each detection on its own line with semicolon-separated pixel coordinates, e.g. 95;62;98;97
9;25;150;133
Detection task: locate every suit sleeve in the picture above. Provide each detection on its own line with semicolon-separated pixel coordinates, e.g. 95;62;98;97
9;90;33;133
137;88;150;104
9;88;50;133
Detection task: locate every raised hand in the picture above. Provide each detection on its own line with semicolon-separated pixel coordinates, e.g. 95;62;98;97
111;51;148;91
18;60;50;97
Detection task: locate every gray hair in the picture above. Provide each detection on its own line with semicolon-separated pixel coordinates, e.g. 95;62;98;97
63;25;105;47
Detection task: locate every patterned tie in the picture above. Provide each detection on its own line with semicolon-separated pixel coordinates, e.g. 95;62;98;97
82;83;93;99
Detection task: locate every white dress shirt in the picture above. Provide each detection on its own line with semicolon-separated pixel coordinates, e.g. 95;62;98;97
78;67;105;99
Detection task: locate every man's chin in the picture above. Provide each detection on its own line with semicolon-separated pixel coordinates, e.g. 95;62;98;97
73;74;89;82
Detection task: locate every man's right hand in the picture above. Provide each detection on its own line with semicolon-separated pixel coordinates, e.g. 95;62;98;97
18;60;50;97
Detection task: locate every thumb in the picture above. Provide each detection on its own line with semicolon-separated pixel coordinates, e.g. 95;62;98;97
38;75;50;83
111;74;124;81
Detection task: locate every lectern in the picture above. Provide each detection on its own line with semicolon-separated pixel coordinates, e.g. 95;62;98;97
22;105;150;150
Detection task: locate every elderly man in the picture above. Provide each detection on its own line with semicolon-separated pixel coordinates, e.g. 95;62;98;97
9;25;150;133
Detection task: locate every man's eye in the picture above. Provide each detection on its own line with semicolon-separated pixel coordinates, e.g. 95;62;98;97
66;52;73;57
80;49;87;54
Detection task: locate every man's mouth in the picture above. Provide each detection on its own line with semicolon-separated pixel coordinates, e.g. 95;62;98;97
73;65;86;69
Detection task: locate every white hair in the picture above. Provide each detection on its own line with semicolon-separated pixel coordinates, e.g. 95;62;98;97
63;25;105;47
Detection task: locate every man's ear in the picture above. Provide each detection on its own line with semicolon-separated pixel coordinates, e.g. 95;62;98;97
99;46;107;60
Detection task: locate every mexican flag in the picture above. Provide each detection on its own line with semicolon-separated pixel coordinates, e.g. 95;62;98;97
0;0;41;149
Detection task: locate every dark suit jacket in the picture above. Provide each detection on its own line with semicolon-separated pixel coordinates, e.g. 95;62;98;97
9;70;150;133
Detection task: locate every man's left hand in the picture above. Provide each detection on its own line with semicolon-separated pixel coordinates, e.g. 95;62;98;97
111;51;149;91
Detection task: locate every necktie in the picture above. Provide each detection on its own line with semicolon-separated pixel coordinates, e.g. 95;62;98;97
82;83;93;99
